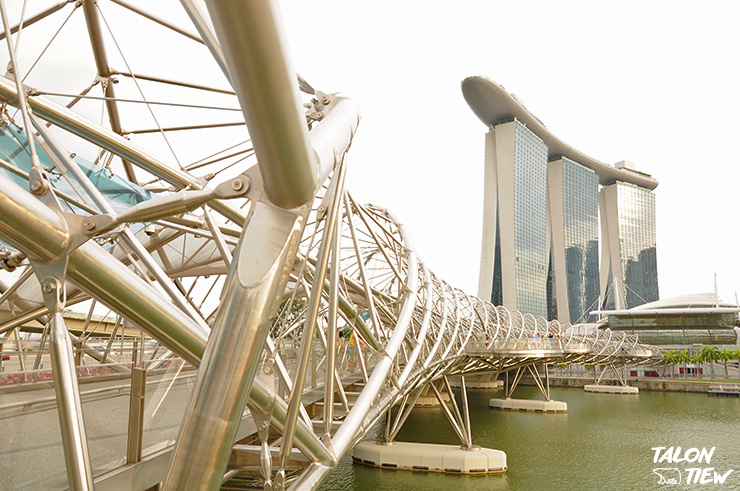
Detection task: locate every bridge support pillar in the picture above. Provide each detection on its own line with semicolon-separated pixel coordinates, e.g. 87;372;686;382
353;441;506;475
585;363;639;394
386;376;476;450
491;364;567;413
359;376;507;475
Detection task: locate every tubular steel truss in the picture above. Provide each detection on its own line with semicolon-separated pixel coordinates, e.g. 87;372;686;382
0;1;661;490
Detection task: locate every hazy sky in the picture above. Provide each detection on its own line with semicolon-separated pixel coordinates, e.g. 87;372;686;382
4;1;740;306
280;0;740;303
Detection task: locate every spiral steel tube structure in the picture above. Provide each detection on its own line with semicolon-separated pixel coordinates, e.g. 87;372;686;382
0;1;661;489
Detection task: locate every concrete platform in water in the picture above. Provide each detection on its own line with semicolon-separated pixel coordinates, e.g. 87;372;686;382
448;376;503;389
412;391;451;407
353;441;506;474
707;384;740;397
489;398;567;413
584;384;639;395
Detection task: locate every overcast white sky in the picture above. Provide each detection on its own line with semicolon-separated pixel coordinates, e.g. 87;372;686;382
280;0;740;304
4;1;740;306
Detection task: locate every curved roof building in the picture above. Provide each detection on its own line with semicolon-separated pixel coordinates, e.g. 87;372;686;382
601;293;739;347
461;76;658;190
629;293;739;311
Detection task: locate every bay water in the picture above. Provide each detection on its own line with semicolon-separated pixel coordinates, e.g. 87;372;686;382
320;385;740;490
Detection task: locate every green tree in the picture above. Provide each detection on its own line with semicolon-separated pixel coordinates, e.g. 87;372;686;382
719;349;732;379
676;350;691;378
710;346;721;376
661;349;678;378
273;297;307;332
700;346;720;378
730;349;740;380
690;352;704;378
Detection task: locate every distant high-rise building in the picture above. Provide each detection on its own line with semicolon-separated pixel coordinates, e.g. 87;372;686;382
463;76;660;322
547;158;600;324
478;120;549;318
599;181;659;309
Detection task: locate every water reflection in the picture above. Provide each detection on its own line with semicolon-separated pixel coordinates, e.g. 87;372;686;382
321;386;740;490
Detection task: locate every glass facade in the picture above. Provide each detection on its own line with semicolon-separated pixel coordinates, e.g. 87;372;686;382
610;329;737;346
546;243;557;320
491;220;503;306
609;312;737;330
482;122;657;320
561;159;600;322
609;182;659;309
512;122;548;317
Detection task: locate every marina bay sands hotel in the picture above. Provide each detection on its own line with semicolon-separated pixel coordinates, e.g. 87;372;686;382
462;76;659;324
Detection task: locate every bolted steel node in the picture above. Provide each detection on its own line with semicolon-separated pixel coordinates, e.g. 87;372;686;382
231;177;249;193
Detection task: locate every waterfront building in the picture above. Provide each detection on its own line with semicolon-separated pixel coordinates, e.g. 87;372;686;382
603;293;739;348
599;177;659;310
478;120;549;317
547;158;600;323
462;76;659;322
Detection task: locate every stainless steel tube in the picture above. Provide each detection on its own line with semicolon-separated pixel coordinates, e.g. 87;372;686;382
206;0;317;208
0;172;69;262
0;172;329;476
164;203;306;491
0;75;245;224
81;0;136;182
49;309;95;491
330;217;419;457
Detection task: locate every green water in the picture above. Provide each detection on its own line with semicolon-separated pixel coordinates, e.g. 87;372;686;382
320;386;740;490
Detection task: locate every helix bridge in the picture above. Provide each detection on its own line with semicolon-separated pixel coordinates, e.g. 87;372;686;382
0;1;661;489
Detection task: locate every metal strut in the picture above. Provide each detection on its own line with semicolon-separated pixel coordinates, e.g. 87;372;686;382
42;277;95;491
23;163;96;490
526;364;551;401
596;363;628;386
429;376;474;449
